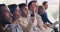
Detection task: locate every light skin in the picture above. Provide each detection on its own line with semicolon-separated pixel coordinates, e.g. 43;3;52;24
21;6;28;17
1;6;12;23
12;6;21;22
43;3;52;27
29;2;38;13
29;2;52;31
19;6;35;32
38;6;51;28
0;6;12;31
44;3;48;9
38;6;45;14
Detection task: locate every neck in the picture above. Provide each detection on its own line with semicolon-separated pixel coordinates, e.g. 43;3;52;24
21;14;27;18
21;15;27;18
12;18;18;23
0;24;6;32
45;9;46;10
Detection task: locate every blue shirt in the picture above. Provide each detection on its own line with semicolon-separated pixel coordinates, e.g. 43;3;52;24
39;11;52;24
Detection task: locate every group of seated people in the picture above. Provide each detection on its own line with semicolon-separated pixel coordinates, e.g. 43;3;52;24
0;1;58;32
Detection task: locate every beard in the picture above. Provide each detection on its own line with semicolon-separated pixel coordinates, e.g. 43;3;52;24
0;19;11;25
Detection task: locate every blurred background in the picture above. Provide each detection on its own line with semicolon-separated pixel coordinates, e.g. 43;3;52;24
0;0;59;31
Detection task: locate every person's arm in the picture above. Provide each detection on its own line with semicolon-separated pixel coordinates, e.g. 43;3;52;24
36;14;46;30
43;12;52;24
45;14;52;24
26;17;34;31
18;17;34;32
26;14;35;32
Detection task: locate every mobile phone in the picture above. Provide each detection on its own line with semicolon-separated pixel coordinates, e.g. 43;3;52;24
31;14;34;17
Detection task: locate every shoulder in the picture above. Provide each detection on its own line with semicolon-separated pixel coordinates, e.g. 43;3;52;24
36;14;42;19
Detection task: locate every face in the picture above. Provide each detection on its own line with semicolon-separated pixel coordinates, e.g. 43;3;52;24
14;6;21;18
39;6;45;14
40;6;45;11
44;3;48;9
2;6;13;24
22;6;28;17
30;2;38;13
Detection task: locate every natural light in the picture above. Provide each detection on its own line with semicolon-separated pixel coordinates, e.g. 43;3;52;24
0;0;59;31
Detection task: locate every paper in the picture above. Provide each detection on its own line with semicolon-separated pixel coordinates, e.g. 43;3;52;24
50;21;60;27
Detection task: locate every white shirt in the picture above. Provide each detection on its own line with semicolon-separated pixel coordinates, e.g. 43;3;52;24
27;10;41;32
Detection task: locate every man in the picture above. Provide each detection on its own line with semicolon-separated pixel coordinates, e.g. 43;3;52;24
0;4;12;32
28;1;44;32
18;3;35;32
28;1;54;32
42;1;58;32
28;1;38;14
8;4;23;32
42;1;52;24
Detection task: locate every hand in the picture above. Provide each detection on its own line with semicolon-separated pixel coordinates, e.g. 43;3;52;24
33;6;38;13
27;17;35;31
30;17;35;24
44;23;52;27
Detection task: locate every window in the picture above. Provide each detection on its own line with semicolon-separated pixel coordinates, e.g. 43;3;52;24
0;0;59;31
0;0;26;5
37;0;59;31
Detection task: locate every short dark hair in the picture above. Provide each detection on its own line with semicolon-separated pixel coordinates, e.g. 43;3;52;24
0;4;6;14
18;3;26;11
38;5;43;14
28;1;37;9
8;4;17;14
0;4;11;25
42;1;48;6
38;6;43;10
0;4;6;7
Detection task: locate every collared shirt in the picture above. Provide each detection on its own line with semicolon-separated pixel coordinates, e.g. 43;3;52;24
27;10;41;32
40;11;52;24
6;22;23;32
